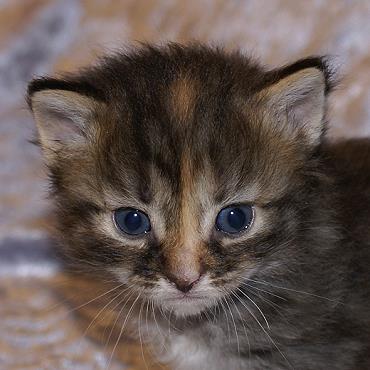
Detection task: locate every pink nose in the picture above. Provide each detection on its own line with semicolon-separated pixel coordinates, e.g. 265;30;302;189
168;275;201;293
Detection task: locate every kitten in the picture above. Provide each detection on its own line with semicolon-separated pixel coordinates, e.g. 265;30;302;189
28;44;370;370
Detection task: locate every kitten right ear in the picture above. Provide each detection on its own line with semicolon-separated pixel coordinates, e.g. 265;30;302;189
28;88;103;158
257;57;334;146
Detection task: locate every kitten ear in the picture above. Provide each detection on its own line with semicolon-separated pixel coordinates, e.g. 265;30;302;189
258;63;331;146
28;88;102;157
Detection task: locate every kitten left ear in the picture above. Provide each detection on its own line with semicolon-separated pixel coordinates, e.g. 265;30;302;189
258;65;330;146
28;88;103;159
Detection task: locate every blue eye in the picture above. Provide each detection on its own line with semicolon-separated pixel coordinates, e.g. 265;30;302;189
113;208;151;235
216;204;254;234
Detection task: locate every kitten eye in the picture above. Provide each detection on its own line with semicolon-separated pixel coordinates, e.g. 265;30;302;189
113;208;151;236
215;204;254;234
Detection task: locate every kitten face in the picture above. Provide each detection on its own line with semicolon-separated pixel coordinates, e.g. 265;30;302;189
28;45;331;317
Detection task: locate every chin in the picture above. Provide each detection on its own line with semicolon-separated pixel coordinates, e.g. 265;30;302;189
161;296;215;318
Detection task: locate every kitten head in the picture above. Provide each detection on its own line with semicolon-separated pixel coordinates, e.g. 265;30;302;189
28;44;334;317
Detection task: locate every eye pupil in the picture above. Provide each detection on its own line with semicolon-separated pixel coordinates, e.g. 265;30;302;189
114;208;151;235
125;211;142;232
227;209;246;230
216;204;254;234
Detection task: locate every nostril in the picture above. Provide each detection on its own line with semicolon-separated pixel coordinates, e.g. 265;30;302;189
171;275;201;293
175;281;194;293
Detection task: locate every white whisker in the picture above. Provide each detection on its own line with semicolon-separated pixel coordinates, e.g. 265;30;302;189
151;300;168;352
107;291;142;369
104;289;136;352
246;278;341;304
219;299;231;343
239;281;287;301
229;290;294;370
76;285;132;351
61;282;126;317
222;295;240;355
229;296;251;361
138;299;149;370
236;287;270;329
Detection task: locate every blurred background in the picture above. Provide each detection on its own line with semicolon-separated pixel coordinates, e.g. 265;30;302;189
0;1;369;369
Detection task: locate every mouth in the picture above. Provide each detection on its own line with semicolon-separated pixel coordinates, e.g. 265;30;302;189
164;294;206;302
160;294;214;317
151;275;219;317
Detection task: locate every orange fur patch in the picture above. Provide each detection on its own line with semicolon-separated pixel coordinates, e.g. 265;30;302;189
163;153;203;283
169;75;198;124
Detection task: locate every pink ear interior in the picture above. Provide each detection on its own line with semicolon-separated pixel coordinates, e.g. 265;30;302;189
259;68;326;145
40;108;85;144
30;89;98;150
